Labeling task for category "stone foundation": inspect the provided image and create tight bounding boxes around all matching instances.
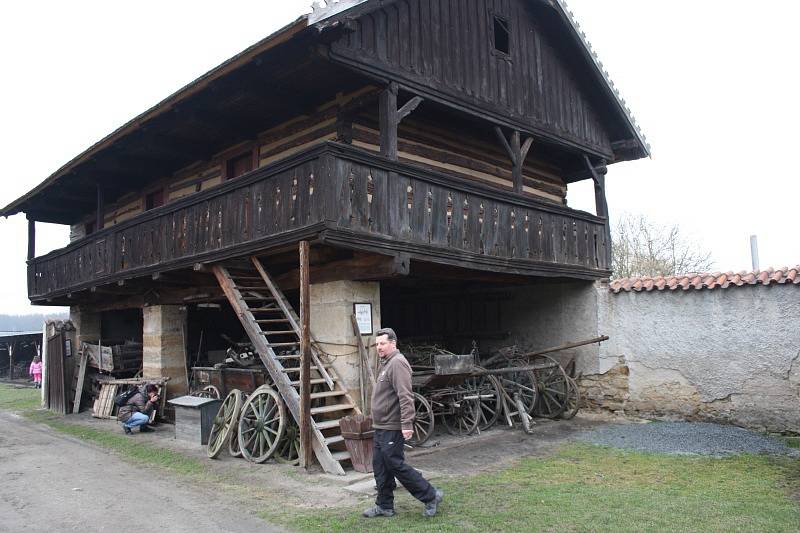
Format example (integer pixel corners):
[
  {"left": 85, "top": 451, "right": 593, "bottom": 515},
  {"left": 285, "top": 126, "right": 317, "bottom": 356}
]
[
  {"left": 310, "top": 280, "right": 380, "bottom": 410},
  {"left": 70, "top": 306, "right": 100, "bottom": 347},
  {"left": 143, "top": 305, "right": 188, "bottom": 398}
]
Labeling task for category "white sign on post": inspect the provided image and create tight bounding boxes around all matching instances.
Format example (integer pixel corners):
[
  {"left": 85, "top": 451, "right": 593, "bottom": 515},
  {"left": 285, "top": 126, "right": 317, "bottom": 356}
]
[{"left": 354, "top": 303, "right": 373, "bottom": 335}]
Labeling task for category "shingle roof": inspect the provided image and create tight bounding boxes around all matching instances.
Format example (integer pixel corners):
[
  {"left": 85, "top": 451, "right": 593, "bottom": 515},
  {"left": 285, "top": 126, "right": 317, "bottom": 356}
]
[{"left": 609, "top": 267, "right": 800, "bottom": 293}]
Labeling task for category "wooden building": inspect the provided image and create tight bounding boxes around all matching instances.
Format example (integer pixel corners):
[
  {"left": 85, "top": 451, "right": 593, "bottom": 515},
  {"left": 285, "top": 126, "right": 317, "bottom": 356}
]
[{"left": 1, "top": 0, "right": 648, "bottom": 474}]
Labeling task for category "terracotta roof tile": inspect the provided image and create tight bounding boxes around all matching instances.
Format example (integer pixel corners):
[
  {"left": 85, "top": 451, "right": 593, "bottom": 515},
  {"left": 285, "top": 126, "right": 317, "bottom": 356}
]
[{"left": 609, "top": 266, "right": 800, "bottom": 293}]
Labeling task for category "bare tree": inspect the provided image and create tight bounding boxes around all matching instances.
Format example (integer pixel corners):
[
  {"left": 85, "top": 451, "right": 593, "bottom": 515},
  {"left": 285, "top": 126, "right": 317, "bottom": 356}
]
[{"left": 611, "top": 214, "right": 713, "bottom": 279}]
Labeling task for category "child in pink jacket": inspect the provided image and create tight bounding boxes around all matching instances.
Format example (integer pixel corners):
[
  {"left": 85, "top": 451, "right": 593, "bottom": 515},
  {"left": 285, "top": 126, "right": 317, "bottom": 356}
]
[{"left": 29, "top": 356, "right": 43, "bottom": 389}]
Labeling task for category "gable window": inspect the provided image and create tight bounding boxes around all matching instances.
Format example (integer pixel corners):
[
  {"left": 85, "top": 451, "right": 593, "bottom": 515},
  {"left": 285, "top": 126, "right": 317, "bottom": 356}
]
[
  {"left": 493, "top": 16, "right": 510, "bottom": 56},
  {"left": 225, "top": 151, "right": 254, "bottom": 180},
  {"left": 145, "top": 189, "right": 165, "bottom": 211}
]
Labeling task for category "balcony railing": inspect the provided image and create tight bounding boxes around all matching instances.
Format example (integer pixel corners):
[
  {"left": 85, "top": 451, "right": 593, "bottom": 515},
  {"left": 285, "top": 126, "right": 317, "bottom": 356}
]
[{"left": 28, "top": 142, "right": 609, "bottom": 301}]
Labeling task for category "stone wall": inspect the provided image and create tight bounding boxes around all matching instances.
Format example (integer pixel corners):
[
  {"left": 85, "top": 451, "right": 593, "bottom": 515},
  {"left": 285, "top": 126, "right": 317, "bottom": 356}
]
[
  {"left": 588, "top": 282, "right": 800, "bottom": 434},
  {"left": 143, "top": 305, "right": 189, "bottom": 398}
]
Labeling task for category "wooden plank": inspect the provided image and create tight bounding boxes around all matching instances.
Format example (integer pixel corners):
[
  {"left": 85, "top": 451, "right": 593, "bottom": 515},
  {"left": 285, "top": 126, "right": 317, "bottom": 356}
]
[
  {"left": 299, "top": 241, "right": 312, "bottom": 470},
  {"left": 72, "top": 351, "right": 89, "bottom": 414}
]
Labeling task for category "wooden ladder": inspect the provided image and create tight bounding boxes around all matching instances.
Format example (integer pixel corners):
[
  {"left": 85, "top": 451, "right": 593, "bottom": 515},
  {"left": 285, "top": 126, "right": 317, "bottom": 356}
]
[{"left": 212, "top": 257, "right": 361, "bottom": 475}]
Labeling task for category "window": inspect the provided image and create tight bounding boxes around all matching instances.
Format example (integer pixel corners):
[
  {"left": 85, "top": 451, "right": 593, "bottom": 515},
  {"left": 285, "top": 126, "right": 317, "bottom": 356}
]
[
  {"left": 225, "top": 151, "right": 254, "bottom": 180},
  {"left": 493, "top": 16, "right": 510, "bottom": 56},
  {"left": 145, "top": 189, "right": 165, "bottom": 211}
]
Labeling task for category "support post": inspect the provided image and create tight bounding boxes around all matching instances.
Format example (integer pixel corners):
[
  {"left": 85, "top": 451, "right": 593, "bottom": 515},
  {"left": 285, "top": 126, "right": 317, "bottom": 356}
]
[
  {"left": 299, "top": 241, "right": 313, "bottom": 469},
  {"left": 8, "top": 342, "right": 14, "bottom": 381},
  {"left": 26, "top": 216, "right": 35, "bottom": 261},
  {"left": 584, "top": 155, "right": 612, "bottom": 266},
  {"left": 495, "top": 127, "right": 534, "bottom": 194},
  {"left": 380, "top": 83, "right": 424, "bottom": 161},
  {"left": 96, "top": 185, "right": 104, "bottom": 231}
]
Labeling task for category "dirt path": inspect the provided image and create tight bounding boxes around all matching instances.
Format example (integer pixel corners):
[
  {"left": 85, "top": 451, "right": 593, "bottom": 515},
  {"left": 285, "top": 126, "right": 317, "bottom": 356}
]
[{"left": 0, "top": 411, "right": 283, "bottom": 533}]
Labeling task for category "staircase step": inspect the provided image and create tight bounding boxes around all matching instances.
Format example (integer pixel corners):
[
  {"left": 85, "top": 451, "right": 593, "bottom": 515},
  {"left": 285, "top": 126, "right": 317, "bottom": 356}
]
[
  {"left": 265, "top": 341, "right": 300, "bottom": 347},
  {"left": 282, "top": 365, "right": 333, "bottom": 374},
  {"left": 314, "top": 419, "right": 343, "bottom": 430},
  {"left": 291, "top": 377, "right": 338, "bottom": 386},
  {"left": 275, "top": 355, "right": 300, "bottom": 360},
  {"left": 243, "top": 297, "right": 276, "bottom": 301},
  {"left": 311, "top": 390, "right": 347, "bottom": 400},
  {"left": 256, "top": 319, "right": 291, "bottom": 324},
  {"left": 262, "top": 330, "right": 297, "bottom": 335},
  {"left": 236, "top": 286, "right": 270, "bottom": 290},
  {"left": 324, "top": 435, "right": 345, "bottom": 446},
  {"left": 311, "top": 403, "right": 355, "bottom": 415},
  {"left": 249, "top": 308, "right": 283, "bottom": 313},
  {"left": 331, "top": 451, "right": 351, "bottom": 462}
]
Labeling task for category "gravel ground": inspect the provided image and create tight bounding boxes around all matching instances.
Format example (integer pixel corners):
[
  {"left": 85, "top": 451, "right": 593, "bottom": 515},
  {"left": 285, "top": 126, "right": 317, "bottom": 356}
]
[{"left": 576, "top": 421, "right": 800, "bottom": 457}]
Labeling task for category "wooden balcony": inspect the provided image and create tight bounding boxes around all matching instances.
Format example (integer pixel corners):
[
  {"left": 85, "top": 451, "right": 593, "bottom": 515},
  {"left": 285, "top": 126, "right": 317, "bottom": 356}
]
[{"left": 27, "top": 142, "right": 610, "bottom": 302}]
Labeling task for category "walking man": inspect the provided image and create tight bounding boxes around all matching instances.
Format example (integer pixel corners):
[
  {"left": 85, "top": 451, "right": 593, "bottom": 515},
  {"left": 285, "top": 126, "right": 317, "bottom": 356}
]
[{"left": 363, "top": 328, "right": 443, "bottom": 518}]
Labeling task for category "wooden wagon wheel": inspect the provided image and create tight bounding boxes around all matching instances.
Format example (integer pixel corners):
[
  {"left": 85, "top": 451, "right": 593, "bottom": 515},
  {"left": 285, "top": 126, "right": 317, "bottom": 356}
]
[
  {"left": 229, "top": 403, "right": 244, "bottom": 458},
  {"left": 207, "top": 389, "right": 243, "bottom": 459},
  {"left": 558, "top": 375, "right": 581, "bottom": 420},
  {"left": 274, "top": 421, "right": 301, "bottom": 465},
  {"left": 463, "top": 370, "right": 503, "bottom": 431},
  {"left": 408, "top": 392, "right": 434, "bottom": 446},
  {"left": 199, "top": 385, "right": 221, "bottom": 399},
  {"left": 531, "top": 355, "right": 569, "bottom": 419},
  {"left": 238, "top": 385, "right": 286, "bottom": 463},
  {"left": 498, "top": 364, "right": 538, "bottom": 415},
  {"left": 441, "top": 388, "right": 481, "bottom": 436}
]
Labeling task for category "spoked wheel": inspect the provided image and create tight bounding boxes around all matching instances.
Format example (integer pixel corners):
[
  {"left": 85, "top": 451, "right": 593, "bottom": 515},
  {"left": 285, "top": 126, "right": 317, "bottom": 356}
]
[
  {"left": 207, "top": 389, "right": 243, "bottom": 459},
  {"left": 274, "top": 422, "right": 300, "bottom": 465},
  {"left": 229, "top": 412, "right": 243, "bottom": 458},
  {"left": 498, "top": 364, "right": 538, "bottom": 415},
  {"left": 408, "top": 392, "right": 434, "bottom": 446},
  {"left": 192, "top": 384, "right": 221, "bottom": 399},
  {"left": 238, "top": 385, "right": 286, "bottom": 463},
  {"left": 558, "top": 375, "right": 581, "bottom": 420},
  {"left": 442, "top": 389, "right": 481, "bottom": 436},
  {"left": 463, "top": 370, "right": 503, "bottom": 431},
  {"left": 532, "top": 355, "right": 569, "bottom": 419}
]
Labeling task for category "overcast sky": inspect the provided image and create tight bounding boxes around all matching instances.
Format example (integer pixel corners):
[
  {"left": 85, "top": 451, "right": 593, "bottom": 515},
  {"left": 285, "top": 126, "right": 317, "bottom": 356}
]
[{"left": 1, "top": 0, "right": 798, "bottom": 315}]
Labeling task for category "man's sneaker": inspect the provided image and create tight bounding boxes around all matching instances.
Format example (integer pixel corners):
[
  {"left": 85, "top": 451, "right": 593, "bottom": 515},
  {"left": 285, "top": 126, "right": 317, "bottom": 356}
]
[
  {"left": 423, "top": 489, "right": 444, "bottom": 517},
  {"left": 139, "top": 426, "right": 154, "bottom": 433},
  {"left": 123, "top": 427, "right": 132, "bottom": 435},
  {"left": 362, "top": 506, "right": 395, "bottom": 518}
]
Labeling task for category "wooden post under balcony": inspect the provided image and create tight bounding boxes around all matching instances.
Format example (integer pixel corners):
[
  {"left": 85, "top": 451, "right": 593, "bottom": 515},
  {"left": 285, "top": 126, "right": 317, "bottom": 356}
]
[
  {"left": 584, "top": 155, "right": 612, "bottom": 266},
  {"left": 380, "top": 83, "right": 423, "bottom": 161},
  {"left": 299, "top": 240, "right": 312, "bottom": 469}
]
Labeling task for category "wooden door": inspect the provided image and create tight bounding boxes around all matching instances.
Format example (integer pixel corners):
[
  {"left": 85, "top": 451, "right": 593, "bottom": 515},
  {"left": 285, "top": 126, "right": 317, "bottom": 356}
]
[{"left": 46, "top": 333, "right": 66, "bottom": 414}]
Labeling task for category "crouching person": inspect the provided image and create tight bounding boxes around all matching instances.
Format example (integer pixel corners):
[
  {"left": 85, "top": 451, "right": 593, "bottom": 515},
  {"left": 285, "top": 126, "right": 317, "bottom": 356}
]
[
  {"left": 363, "top": 328, "right": 443, "bottom": 519},
  {"left": 118, "top": 384, "right": 160, "bottom": 435}
]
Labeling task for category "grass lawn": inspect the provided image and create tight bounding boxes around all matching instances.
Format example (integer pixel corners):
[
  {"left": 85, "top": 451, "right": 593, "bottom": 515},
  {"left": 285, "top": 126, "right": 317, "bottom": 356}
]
[{"left": 2, "top": 384, "right": 798, "bottom": 532}]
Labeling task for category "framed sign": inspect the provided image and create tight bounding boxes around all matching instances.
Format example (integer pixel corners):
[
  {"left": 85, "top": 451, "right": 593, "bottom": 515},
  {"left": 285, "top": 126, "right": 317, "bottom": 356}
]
[{"left": 353, "top": 303, "right": 373, "bottom": 335}]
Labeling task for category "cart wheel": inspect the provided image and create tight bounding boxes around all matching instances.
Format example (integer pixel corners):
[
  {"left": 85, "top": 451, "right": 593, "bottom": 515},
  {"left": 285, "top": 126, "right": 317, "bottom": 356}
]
[
  {"left": 207, "top": 389, "right": 243, "bottom": 459},
  {"left": 558, "top": 376, "right": 581, "bottom": 420},
  {"left": 199, "top": 385, "right": 221, "bottom": 399},
  {"left": 532, "top": 355, "right": 569, "bottom": 419},
  {"left": 238, "top": 385, "right": 286, "bottom": 463},
  {"left": 229, "top": 405, "right": 243, "bottom": 458},
  {"left": 408, "top": 392, "right": 434, "bottom": 446},
  {"left": 274, "top": 421, "right": 301, "bottom": 465},
  {"left": 442, "top": 389, "right": 481, "bottom": 436},
  {"left": 464, "top": 370, "right": 503, "bottom": 431},
  {"left": 498, "top": 365, "right": 538, "bottom": 415}
]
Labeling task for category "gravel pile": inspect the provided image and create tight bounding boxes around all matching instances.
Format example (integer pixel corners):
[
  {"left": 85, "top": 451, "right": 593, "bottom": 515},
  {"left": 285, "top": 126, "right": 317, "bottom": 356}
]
[{"left": 576, "top": 421, "right": 800, "bottom": 457}]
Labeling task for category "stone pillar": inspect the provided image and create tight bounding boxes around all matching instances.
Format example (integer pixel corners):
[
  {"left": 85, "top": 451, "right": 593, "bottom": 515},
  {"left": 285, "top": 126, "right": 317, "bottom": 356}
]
[
  {"left": 70, "top": 306, "right": 100, "bottom": 347},
  {"left": 143, "top": 305, "right": 188, "bottom": 398},
  {"left": 310, "top": 280, "right": 381, "bottom": 411}
]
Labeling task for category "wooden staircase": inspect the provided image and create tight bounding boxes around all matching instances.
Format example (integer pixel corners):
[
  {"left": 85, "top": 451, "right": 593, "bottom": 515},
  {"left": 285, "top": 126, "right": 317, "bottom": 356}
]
[{"left": 212, "top": 257, "right": 361, "bottom": 475}]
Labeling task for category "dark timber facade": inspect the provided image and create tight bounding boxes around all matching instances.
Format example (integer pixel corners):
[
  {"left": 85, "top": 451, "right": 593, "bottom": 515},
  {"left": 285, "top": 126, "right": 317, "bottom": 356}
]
[{"left": 1, "top": 0, "right": 648, "bottom": 473}]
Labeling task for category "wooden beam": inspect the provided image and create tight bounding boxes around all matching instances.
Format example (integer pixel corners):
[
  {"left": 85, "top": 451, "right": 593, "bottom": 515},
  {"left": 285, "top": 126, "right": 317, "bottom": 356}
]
[
  {"left": 380, "top": 83, "right": 424, "bottom": 161},
  {"left": 584, "top": 155, "right": 611, "bottom": 266},
  {"left": 27, "top": 216, "right": 35, "bottom": 261},
  {"left": 96, "top": 185, "right": 104, "bottom": 231},
  {"left": 299, "top": 241, "right": 313, "bottom": 470},
  {"left": 273, "top": 253, "right": 409, "bottom": 288},
  {"left": 8, "top": 342, "right": 13, "bottom": 381},
  {"left": 495, "top": 127, "right": 534, "bottom": 194}
]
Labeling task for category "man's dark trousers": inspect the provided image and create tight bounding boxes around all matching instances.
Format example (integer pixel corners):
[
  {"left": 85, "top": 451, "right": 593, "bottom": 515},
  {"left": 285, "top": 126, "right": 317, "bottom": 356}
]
[{"left": 373, "top": 429, "right": 436, "bottom": 509}]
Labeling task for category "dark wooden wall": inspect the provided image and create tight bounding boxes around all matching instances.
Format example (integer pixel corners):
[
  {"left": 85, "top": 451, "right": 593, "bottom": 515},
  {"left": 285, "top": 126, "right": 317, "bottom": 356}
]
[
  {"left": 29, "top": 143, "right": 608, "bottom": 302},
  {"left": 330, "top": 0, "right": 613, "bottom": 157}
]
